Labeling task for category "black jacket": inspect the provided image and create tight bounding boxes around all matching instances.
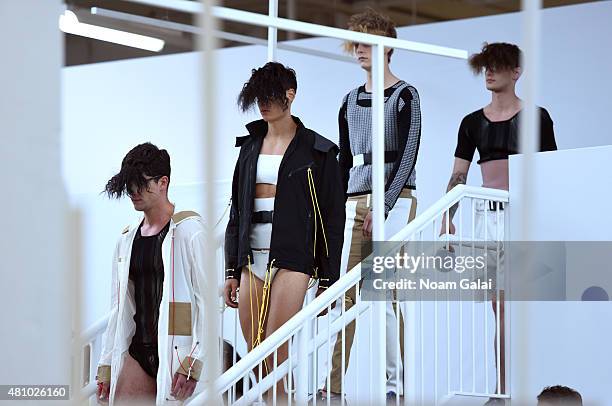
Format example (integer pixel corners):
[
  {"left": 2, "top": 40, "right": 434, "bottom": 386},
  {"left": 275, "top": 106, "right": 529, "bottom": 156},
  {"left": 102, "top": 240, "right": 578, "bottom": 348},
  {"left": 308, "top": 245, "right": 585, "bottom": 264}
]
[{"left": 224, "top": 116, "right": 345, "bottom": 288}]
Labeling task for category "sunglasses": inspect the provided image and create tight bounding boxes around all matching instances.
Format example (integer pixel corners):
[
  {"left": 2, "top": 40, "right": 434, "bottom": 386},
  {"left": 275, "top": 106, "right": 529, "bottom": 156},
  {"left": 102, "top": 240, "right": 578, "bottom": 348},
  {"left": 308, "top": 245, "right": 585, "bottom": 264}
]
[{"left": 127, "top": 175, "right": 163, "bottom": 196}]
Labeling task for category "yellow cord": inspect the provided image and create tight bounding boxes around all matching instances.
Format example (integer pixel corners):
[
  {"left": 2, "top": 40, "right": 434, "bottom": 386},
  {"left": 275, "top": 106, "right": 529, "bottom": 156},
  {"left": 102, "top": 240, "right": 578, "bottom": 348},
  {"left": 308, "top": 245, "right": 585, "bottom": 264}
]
[
  {"left": 307, "top": 170, "right": 318, "bottom": 255},
  {"left": 247, "top": 255, "right": 256, "bottom": 347},
  {"left": 248, "top": 255, "right": 273, "bottom": 374},
  {"left": 256, "top": 259, "right": 275, "bottom": 346},
  {"left": 245, "top": 168, "right": 328, "bottom": 375},
  {"left": 307, "top": 168, "right": 329, "bottom": 256}
]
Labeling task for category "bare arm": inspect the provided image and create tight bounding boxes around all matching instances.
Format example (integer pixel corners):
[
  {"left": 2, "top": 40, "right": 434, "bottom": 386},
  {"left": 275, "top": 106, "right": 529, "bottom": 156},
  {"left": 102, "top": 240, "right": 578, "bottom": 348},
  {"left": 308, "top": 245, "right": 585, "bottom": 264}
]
[
  {"left": 440, "top": 158, "right": 470, "bottom": 236},
  {"left": 446, "top": 158, "right": 470, "bottom": 220}
]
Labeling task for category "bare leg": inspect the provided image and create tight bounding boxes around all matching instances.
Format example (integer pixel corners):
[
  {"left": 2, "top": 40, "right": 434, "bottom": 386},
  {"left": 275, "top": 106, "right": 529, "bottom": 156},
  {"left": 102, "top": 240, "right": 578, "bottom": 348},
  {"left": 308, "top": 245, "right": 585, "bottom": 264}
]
[
  {"left": 238, "top": 266, "right": 269, "bottom": 399},
  {"left": 114, "top": 354, "right": 157, "bottom": 405},
  {"left": 264, "top": 269, "right": 310, "bottom": 403},
  {"left": 239, "top": 267, "right": 265, "bottom": 352}
]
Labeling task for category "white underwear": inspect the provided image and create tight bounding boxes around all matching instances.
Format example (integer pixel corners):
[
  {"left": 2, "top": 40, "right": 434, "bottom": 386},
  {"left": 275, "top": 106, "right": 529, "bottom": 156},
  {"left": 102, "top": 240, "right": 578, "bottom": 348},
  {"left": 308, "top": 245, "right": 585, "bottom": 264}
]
[{"left": 249, "top": 197, "right": 278, "bottom": 282}]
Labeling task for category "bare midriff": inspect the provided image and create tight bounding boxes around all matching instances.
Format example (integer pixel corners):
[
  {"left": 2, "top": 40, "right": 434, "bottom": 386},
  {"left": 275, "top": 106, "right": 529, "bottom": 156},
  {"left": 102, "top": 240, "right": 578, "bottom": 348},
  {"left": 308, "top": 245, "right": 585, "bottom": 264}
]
[
  {"left": 255, "top": 183, "right": 276, "bottom": 198},
  {"left": 480, "top": 159, "right": 509, "bottom": 191}
]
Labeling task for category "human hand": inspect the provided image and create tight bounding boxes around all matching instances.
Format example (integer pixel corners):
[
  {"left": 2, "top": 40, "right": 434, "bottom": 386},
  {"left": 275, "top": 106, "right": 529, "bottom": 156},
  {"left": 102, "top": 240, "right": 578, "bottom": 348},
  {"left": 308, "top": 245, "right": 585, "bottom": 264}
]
[
  {"left": 224, "top": 279, "right": 239, "bottom": 308},
  {"left": 96, "top": 381, "right": 110, "bottom": 404},
  {"left": 171, "top": 372, "right": 197, "bottom": 401}
]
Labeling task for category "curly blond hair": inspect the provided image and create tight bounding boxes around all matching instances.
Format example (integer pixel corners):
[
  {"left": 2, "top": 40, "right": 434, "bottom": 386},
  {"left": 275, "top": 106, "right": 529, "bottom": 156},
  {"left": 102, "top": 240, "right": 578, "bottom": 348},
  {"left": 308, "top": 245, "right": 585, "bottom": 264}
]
[{"left": 344, "top": 8, "right": 397, "bottom": 62}]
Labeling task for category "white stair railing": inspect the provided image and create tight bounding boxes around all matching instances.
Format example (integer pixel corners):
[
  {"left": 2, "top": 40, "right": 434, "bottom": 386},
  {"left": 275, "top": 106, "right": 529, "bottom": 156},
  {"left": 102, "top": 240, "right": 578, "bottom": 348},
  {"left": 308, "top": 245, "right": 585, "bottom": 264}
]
[
  {"left": 388, "top": 185, "right": 510, "bottom": 405},
  {"left": 192, "top": 262, "right": 366, "bottom": 405},
  {"left": 192, "top": 185, "right": 510, "bottom": 405},
  {"left": 77, "top": 313, "right": 110, "bottom": 403},
  {"left": 80, "top": 185, "right": 510, "bottom": 406}
]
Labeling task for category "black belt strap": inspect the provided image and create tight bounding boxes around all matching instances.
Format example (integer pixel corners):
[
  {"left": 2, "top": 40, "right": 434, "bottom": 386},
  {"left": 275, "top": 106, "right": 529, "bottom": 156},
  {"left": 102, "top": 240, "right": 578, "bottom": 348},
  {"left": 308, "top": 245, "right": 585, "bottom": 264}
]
[
  {"left": 488, "top": 201, "right": 505, "bottom": 211},
  {"left": 252, "top": 210, "right": 274, "bottom": 224},
  {"left": 363, "top": 151, "right": 399, "bottom": 165}
]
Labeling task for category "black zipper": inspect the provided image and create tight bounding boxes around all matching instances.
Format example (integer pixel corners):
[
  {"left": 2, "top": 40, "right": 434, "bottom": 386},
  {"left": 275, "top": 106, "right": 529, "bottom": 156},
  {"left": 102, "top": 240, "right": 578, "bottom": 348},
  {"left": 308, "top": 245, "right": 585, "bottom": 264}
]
[{"left": 246, "top": 141, "right": 258, "bottom": 263}]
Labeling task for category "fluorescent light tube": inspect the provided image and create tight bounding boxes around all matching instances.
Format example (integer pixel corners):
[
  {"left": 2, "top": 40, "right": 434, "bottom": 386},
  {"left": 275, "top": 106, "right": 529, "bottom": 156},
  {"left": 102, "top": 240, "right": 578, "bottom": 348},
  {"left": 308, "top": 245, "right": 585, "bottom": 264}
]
[{"left": 59, "top": 10, "right": 165, "bottom": 52}]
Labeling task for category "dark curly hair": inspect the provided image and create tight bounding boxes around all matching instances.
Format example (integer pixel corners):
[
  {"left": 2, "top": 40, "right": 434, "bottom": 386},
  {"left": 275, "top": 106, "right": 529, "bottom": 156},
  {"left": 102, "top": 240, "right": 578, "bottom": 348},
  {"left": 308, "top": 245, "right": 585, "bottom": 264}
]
[
  {"left": 237, "top": 62, "right": 297, "bottom": 112},
  {"left": 104, "top": 142, "right": 171, "bottom": 199},
  {"left": 537, "top": 385, "right": 582, "bottom": 405},
  {"left": 468, "top": 42, "right": 522, "bottom": 75}
]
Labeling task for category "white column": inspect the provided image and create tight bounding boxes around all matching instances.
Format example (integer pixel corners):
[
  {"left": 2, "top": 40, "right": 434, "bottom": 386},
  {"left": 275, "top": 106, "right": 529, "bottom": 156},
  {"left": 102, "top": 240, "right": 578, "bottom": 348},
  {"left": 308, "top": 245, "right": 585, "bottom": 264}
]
[
  {"left": 519, "top": 0, "right": 541, "bottom": 240},
  {"left": 370, "top": 42, "right": 387, "bottom": 405},
  {"left": 516, "top": 0, "right": 542, "bottom": 403},
  {"left": 0, "top": 0, "right": 70, "bottom": 396},
  {"left": 198, "top": 0, "right": 221, "bottom": 404}
]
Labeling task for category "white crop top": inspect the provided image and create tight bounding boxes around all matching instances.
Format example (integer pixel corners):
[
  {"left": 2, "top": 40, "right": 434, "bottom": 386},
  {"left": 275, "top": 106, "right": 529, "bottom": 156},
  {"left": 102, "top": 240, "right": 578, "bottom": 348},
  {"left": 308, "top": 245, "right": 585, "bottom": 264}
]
[{"left": 256, "top": 154, "right": 283, "bottom": 185}]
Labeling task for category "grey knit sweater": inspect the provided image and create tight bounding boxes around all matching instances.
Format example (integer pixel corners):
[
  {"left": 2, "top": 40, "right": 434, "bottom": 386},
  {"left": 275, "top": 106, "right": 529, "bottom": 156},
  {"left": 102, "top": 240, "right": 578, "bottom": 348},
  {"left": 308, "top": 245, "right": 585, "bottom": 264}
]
[{"left": 338, "top": 80, "right": 421, "bottom": 215}]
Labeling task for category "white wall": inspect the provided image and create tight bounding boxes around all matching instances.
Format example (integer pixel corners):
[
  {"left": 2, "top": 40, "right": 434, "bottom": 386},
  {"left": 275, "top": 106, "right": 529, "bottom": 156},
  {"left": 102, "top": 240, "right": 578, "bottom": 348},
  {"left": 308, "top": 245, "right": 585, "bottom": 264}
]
[
  {"left": 63, "top": 1, "right": 612, "bottom": 327},
  {"left": 508, "top": 145, "right": 612, "bottom": 405},
  {"left": 63, "top": 0, "right": 612, "bottom": 200},
  {"left": 1, "top": 0, "right": 71, "bottom": 390}
]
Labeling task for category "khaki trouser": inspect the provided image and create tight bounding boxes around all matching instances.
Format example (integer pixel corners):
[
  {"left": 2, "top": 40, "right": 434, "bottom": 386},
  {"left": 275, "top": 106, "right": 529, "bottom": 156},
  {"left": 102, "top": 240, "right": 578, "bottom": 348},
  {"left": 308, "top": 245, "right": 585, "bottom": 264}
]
[{"left": 329, "top": 189, "right": 417, "bottom": 394}]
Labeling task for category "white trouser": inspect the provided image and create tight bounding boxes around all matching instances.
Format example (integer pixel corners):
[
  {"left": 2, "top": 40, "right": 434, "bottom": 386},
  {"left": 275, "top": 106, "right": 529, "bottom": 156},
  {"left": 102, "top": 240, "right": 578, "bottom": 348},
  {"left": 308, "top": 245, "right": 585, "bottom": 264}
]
[
  {"left": 333, "top": 191, "right": 416, "bottom": 394},
  {"left": 383, "top": 195, "right": 415, "bottom": 394},
  {"left": 473, "top": 200, "right": 505, "bottom": 294}
]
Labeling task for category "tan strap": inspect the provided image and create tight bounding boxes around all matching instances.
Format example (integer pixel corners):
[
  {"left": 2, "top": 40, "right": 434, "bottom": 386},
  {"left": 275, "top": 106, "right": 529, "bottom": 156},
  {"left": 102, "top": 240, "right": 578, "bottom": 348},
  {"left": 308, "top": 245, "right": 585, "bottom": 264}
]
[
  {"left": 172, "top": 210, "right": 200, "bottom": 224},
  {"left": 96, "top": 365, "right": 111, "bottom": 383},
  {"left": 175, "top": 356, "right": 203, "bottom": 381},
  {"left": 168, "top": 302, "right": 192, "bottom": 336}
]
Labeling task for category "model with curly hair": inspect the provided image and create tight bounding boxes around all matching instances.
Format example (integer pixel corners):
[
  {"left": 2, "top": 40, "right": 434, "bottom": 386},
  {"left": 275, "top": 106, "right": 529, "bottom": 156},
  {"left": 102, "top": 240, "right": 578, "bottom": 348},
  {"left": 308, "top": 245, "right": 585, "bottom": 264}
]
[
  {"left": 97, "top": 143, "right": 208, "bottom": 404},
  {"left": 319, "top": 8, "right": 422, "bottom": 402},
  {"left": 223, "top": 62, "right": 345, "bottom": 400},
  {"left": 441, "top": 42, "right": 558, "bottom": 405}
]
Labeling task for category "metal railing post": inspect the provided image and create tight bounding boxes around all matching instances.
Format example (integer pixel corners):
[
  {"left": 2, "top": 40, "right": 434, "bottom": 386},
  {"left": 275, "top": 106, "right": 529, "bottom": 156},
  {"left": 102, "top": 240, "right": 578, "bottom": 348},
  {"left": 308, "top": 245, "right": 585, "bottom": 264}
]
[
  {"left": 371, "top": 41, "right": 387, "bottom": 406},
  {"left": 516, "top": 0, "right": 542, "bottom": 403},
  {"left": 199, "top": 0, "right": 222, "bottom": 404},
  {"left": 267, "top": 0, "right": 278, "bottom": 61},
  {"left": 296, "top": 320, "right": 311, "bottom": 405}
]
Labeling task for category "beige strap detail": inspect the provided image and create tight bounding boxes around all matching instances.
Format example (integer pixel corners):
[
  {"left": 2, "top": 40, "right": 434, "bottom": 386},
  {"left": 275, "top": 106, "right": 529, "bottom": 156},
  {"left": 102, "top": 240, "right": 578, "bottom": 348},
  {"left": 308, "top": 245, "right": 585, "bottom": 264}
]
[
  {"left": 172, "top": 210, "right": 200, "bottom": 224},
  {"left": 96, "top": 365, "right": 111, "bottom": 383},
  {"left": 168, "top": 302, "right": 192, "bottom": 336},
  {"left": 398, "top": 188, "right": 413, "bottom": 199},
  {"left": 408, "top": 195, "right": 418, "bottom": 223},
  {"left": 176, "top": 356, "right": 203, "bottom": 381}
]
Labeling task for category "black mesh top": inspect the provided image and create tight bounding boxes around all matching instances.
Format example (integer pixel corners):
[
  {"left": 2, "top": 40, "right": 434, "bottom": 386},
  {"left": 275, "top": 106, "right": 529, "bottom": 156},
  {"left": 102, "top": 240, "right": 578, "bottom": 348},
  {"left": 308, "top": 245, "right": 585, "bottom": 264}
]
[
  {"left": 454, "top": 107, "right": 557, "bottom": 164},
  {"left": 128, "top": 220, "right": 170, "bottom": 378}
]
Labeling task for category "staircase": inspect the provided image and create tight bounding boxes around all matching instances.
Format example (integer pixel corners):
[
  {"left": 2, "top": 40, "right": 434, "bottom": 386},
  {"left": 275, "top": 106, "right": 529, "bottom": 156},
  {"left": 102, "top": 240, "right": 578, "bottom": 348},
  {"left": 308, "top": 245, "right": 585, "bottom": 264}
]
[{"left": 78, "top": 185, "right": 510, "bottom": 405}]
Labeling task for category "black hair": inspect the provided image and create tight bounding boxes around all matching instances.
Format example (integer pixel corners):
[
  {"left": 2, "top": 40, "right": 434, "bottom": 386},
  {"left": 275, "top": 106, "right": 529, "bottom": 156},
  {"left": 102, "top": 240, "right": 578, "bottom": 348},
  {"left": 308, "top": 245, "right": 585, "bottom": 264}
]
[
  {"left": 237, "top": 62, "right": 297, "bottom": 112},
  {"left": 104, "top": 142, "right": 171, "bottom": 199},
  {"left": 469, "top": 42, "right": 522, "bottom": 75},
  {"left": 537, "top": 385, "right": 583, "bottom": 405}
]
